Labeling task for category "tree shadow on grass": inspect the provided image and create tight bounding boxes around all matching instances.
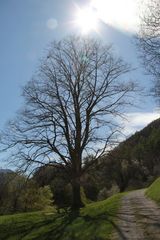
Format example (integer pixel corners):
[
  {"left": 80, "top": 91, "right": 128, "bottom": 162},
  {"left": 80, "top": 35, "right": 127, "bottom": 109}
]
[
  {"left": 2, "top": 207, "right": 159, "bottom": 240},
  {"left": 82, "top": 212, "right": 128, "bottom": 240},
  {"left": 0, "top": 210, "right": 126, "bottom": 240},
  {"left": 38, "top": 210, "right": 127, "bottom": 240},
  {"left": 0, "top": 210, "right": 81, "bottom": 240},
  {"left": 35, "top": 210, "right": 81, "bottom": 240}
]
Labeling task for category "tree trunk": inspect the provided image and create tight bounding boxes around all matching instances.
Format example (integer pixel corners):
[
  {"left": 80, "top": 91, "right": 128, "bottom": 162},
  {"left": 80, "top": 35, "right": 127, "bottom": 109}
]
[{"left": 71, "top": 178, "right": 84, "bottom": 210}]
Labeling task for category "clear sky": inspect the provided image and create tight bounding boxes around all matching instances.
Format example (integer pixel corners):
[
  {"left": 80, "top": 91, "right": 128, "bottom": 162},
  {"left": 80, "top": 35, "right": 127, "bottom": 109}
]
[{"left": 0, "top": 0, "right": 158, "bottom": 167}]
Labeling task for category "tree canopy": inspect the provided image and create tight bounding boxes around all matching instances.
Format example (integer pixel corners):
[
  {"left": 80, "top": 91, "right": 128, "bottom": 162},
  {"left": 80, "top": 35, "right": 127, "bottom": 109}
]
[{"left": 137, "top": 0, "right": 160, "bottom": 98}]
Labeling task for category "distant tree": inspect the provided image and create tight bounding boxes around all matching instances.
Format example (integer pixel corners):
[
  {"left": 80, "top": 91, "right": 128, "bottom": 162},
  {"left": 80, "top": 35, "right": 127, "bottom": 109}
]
[
  {"left": 0, "top": 172, "right": 53, "bottom": 214},
  {"left": 137, "top": 0, "right": 160, "bottom": 98},
  {"left": 0, "top": 36, "right": 136, "bottom": 210},
  {"left": 0, "top": 172, "right": 25, "bottom": 213},
  {"left": 20, "top": 183, "right": 53, "bottom": 212}
]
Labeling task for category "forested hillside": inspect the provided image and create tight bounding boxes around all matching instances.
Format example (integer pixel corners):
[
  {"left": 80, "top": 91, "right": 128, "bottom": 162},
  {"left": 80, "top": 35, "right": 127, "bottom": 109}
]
[{"left": 99, "top": 117, "right": 160, "bottom": 192}]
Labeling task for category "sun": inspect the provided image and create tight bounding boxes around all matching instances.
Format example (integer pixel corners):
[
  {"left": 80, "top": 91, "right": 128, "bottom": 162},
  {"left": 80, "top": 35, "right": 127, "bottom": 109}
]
[{"left": 75, "top": 6, "right": 98, "bottom": 34}]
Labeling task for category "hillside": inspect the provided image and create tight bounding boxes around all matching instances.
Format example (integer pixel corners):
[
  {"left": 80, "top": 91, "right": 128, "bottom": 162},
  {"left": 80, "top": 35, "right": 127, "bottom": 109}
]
[
  {"left": 98, "top": 117, "right": 160, "bottom": 193},
  {"left": 118, "top": 117, "right": 160, "bottom": 179}
]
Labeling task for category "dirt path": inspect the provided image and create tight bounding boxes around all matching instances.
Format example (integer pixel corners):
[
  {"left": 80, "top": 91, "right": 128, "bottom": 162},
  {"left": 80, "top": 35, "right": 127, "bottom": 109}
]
[{"left": 112, "top": 189, "right": 160, "bottom": 240}]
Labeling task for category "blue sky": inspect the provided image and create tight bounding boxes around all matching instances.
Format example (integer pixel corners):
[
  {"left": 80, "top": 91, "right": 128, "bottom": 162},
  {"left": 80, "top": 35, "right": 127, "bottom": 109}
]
[
  {"left": 0, "top": 0, "right": 70, "bottom": 128},
  {"left": 0, "top": 0, "right": 158, "bottom": 168}
]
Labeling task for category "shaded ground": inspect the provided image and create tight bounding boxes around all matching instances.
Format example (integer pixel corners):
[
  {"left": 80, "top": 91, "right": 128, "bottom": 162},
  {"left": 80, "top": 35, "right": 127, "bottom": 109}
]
[
  {"left": 112, "top": 189, "right": 160, "bottom": 240},
  {"left": 0, "top": 193, "right": 124, "bottom": 240}
]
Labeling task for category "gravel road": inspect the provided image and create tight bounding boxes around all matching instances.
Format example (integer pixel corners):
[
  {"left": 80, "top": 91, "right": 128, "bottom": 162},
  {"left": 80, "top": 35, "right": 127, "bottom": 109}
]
[{"left": 112, "top": 189, "right": 160, "bottom": 240}]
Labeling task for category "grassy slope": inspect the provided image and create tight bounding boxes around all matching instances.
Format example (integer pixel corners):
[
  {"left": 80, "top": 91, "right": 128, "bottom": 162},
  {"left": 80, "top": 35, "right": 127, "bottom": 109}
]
[
  {"left": 145, "top": 177, "right": 160, "bottom": 205},
  {"left": 0, "top": 193, "right": 125, "bottom": 240}
]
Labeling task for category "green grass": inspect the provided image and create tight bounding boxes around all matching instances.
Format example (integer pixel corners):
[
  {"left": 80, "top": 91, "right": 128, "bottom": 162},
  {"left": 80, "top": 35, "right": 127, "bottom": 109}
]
[
  {"left": 0, "top": 193, "right": 125, "bottom": 240},
  {"left": 145, "top": 177, "right": 160, "bottom": 205}
]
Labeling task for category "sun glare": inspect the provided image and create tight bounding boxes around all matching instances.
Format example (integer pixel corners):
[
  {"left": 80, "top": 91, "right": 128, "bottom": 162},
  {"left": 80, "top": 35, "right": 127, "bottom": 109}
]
[
  {"left": 75, "top": 7, "right": 98, "bottom": 34},
  {"left": 73, "top": 0, "right": 139, "bottom": 34},
  {"left": 91, "top": 0, "right": 139, "bottom": 32}
]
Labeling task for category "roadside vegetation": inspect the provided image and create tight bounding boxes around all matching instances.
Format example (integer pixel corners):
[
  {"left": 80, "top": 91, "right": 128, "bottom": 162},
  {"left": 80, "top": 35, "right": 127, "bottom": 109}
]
[{"left": 145, "top": 177, "right": 160, "bottom": 205}]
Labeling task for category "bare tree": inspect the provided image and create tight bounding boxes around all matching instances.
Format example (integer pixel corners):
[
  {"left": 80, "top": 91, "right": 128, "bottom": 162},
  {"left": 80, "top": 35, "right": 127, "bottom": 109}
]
[
  {"left": 137, "top": 0, "right": 160, "bottom": 97},
  {"left": 0, "top": 36, "right": 136, "bottom": 209}
]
